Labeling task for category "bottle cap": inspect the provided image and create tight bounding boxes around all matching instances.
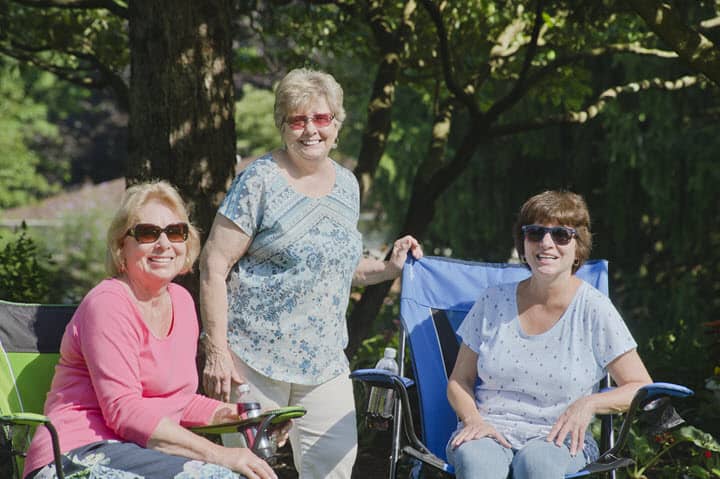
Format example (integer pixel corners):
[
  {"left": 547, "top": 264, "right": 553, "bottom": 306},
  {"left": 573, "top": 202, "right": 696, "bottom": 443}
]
[{"left": 384, "top": 347, "right": 397, "bottom": 359}]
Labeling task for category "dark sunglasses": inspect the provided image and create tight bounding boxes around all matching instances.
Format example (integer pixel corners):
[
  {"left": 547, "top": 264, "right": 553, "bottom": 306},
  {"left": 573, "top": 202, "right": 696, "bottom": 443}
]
[
  {"left": 521, "top": 225, "right": 577, "bottom": 245},
  {"left": 126, "top": 223, "right": 189, "bottom": 244},
  {"left": 285, "top": 113, "right": 335, "bottom": 130}
]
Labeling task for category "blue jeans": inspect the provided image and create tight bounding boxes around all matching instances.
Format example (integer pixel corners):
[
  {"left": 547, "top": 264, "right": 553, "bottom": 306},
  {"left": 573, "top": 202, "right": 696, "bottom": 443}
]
[{"left": 446, "top": 436, "right": 590, "bottom": 479}]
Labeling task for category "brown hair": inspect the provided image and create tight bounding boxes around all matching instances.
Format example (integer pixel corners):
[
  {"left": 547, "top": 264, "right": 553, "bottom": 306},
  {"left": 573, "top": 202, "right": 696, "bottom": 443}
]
[
  {"left": 105, "top": 181, "right": 201, "bottom": 276},
  {"left": 513, "top": 190, "right": 592, "bottom": 273}
]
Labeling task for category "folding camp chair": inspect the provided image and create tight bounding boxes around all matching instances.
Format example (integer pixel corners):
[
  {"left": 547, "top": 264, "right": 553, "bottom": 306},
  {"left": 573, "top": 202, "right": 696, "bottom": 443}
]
[
  {"left": 351, "top": 256, "right": 693, "bottom": 478},
  {"left": 0, "top": 299, "right": 305, "bottom": 479},
  {"left": 0, "top": 299, "right": 75, "bottom": 479}
]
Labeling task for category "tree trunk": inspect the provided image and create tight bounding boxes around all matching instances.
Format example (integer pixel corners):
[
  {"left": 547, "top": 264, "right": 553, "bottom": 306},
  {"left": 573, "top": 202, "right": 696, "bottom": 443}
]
[
  {"left": 354, "top": 0, "right": 416, "bottom": 203},
  {"left": 127, "top": 0, "right": 236, "bottom": 299},
  {"left": 127, "top": 0, "right": 236, "bottom": 242}
]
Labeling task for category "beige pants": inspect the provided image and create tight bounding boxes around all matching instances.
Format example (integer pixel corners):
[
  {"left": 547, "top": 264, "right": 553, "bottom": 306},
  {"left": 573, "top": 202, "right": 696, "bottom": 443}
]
[{"left": 223, "top": 355, "right": 357, "bottom": 479}]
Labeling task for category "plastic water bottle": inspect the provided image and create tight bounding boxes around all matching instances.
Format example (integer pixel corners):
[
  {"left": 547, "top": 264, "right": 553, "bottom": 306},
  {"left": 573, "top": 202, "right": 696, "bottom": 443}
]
[{"left": 366, "top": 347, "right": 399, "bottom": 431}]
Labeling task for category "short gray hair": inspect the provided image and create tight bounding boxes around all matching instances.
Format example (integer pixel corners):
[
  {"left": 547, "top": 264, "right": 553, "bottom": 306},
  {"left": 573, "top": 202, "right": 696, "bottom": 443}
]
[{"left": 273, "top": 68, "right": 346, "bottom": 130}]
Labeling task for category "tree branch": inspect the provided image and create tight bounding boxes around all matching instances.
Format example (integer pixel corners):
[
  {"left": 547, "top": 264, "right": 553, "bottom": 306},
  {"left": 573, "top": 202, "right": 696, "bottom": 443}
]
[
  {"left": 480, "top": 41, "right": 680, "bottom": 123},
  {"left": 69, "top": 49, "right": 129, "bottom": 111},
  {"left": 488, "top": 75, "right": 700, "bottom": 137},
  {"left": 485, "top": 0, "right": 545, "bottom": 122},
  {"left": 627, "top": 0, "right": 720, "bottom": 85},
  {"left": 1, "top": 41, "right": 129, "bottom": 111},
  {"left": 419, "top": 0, "right": 479, "bottom": 116},
  {"left": 700, "top": 16, "right": 720, "bottom": 31},
  {"left": 2, "top": 45, "right": 101, "bottom": 85},
  {"left": 11, "top": 0, "right": 128, "bottom": 18}
]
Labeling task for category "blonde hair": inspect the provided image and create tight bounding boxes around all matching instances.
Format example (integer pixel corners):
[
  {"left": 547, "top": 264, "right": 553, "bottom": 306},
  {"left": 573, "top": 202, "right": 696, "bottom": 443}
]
[
  {"left": 513, "top": 190, "right": 592, "bottom": 274},
  {"left": 273, "top": 68, "right": 346, "bottom": 130},
  {"left": 105, "top": 180, "right": 201, "bottom": 276}
]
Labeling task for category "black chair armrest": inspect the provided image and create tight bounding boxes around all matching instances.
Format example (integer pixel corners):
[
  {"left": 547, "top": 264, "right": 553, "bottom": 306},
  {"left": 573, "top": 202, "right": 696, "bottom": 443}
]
[
  {"left": 350, "top": 368, "right": 450, "bottom": 469},
  {"left": 349, "top": 368, "right": 414, "bottom": 389},
  {"left": 599, "top": 382, "right": 693, "bottom": 460}
]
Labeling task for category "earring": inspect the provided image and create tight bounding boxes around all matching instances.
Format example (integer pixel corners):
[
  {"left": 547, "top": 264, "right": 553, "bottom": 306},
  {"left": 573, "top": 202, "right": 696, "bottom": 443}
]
[
  {"left": 520, "top": 255, "right": 527, "bottom": 264},
  {"left": 573, "top": 258, "right": 580, "bottom": 266}
]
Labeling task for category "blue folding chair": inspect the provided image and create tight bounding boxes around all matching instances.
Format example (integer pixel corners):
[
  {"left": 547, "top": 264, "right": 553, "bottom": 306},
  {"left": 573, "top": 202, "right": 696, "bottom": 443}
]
[{"left": 351, "top": 256, "right": 693, "bottom": 478}]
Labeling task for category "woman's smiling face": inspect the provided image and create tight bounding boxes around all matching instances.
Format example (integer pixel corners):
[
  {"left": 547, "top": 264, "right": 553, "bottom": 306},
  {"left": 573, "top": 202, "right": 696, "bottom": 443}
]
[
  {"left": 281, "top": 95, "right": 338, "bottom": 163},
  {"left": 121, "top": 199, "right": 188, "bottom": 289},
  {"left": 523, "top": 222, "right": 577, "bottom": 278}
]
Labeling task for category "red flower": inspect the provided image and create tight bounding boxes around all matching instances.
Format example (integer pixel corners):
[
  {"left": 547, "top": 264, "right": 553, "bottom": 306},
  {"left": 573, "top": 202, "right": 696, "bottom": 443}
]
[{"left": 705, "top": 450, "right": 712, "bottom": 459}]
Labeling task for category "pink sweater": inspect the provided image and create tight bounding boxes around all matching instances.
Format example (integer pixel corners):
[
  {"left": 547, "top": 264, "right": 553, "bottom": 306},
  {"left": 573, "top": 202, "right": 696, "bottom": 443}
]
[{"left": 24, "top": 279, "right": 223, "bottom": 476}]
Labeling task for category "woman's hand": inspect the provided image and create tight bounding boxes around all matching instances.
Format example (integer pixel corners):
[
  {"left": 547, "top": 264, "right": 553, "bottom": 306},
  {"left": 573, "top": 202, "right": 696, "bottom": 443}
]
[
  {"left": 387, "top": 235, "right": 423, "bottom": 277},
  {"left": 230, "top": 448, "right": 278, "bottom": 479},
  {"left": 447, "top": 344, "right": 510, "bottom": 449},
  {"left": 547, "top": 395, "right": 595, "bottom": 456},
  {"left": 352, "top": 235, "right": 423, "bottom": 286},
  {"left": 271, "top": 419, "right": 293, "bottom": 448},
  {"left": 202, "top": 340, "right": 242, "bottom": 402},
  {"left": 450, "top": 415, "right": 512, "bottom": 449}
]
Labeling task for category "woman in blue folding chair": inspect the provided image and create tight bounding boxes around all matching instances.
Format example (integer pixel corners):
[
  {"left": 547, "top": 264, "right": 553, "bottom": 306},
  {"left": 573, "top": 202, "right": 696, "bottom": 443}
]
[{"left": 446, "top": 190, "right": 652, "bottom": 479}]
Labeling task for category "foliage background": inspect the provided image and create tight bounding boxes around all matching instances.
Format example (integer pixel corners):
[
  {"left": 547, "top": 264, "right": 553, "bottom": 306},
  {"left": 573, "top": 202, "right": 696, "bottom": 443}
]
[{"left": 1, "top": 1, "right": 719, "bottom": 477}]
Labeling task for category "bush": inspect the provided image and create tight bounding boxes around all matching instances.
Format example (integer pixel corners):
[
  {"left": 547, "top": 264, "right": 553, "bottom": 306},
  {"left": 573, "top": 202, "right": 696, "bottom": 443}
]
[
  {"left": 0, "top": 224, "right": 55, "bottom": 303},
  {"left": 37, "top": 209, "right": 110, "bottom": 304},
  {"left": 0, "top": 206, "right": 111, "bottom": 304},
  {"left": 623, "top": 425, "right": 720, "bottom": 478}
]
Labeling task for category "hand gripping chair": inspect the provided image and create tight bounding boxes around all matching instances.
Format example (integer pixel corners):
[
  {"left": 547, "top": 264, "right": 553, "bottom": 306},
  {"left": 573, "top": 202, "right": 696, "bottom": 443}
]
[
  {"left": 350, "top": 256, "right": 693, "bottom": 478},
  {"left": 0, "top": 299, "right": 304, "bottom": 479}
]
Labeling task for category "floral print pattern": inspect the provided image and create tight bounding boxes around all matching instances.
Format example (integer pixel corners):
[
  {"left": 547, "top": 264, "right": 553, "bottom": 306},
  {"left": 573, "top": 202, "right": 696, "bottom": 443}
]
[
  {"left": 31, "top": 441, "right": 241, "bottom": 478},
  {"left": 219, "top": 154, "right": 363, "bottom": 385}
]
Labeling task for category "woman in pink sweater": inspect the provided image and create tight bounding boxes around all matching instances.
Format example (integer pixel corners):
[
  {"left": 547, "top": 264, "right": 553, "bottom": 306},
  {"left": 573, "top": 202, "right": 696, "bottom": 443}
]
[{"left": 24, "top": 181, "right": 278, "bottom": 479}]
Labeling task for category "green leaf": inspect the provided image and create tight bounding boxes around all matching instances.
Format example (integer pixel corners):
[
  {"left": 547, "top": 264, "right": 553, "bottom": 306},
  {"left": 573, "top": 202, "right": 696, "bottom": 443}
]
[
  {"left": 688, "top": 464, "right": 711, "bottom": 479},
  {"left": 676, "top": 426, "right": 720, "bottom": 452}
]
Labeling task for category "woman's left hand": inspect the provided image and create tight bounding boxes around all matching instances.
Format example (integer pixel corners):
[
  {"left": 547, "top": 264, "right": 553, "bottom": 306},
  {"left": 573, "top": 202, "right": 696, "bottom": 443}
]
[
  {"left": 272, "top": 420, "right": 292, "bottom": 448},
  {"left": 387, "top": 235, "right": 423, "bottom": 274},
  {"left": 352, "top": 235, "right": 423, "bottom": 286},
  {"left": 547, "top": 396, "right": 595, "bottom": 456}
]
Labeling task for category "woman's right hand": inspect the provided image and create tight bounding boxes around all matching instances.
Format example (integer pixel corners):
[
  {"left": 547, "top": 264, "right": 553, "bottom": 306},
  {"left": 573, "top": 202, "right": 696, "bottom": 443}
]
[
  {"left": 450, "top": 416, "right": 512, "bottom": 449},
  {"left": 202, "top": 341, "right": 241, "bottom": 402},
  {"left": 228, "top": 448, "right": 277, "bottom": 479}
]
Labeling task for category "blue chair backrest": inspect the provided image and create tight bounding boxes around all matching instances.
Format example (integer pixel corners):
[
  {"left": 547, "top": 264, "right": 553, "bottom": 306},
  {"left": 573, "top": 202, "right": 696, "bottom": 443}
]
[{"left": 399, "top": 256, "right": 609, "bottom": 462}]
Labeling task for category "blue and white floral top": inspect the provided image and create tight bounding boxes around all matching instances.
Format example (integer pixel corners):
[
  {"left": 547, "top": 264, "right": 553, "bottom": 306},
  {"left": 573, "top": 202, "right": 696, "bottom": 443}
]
[{"left": 218, "top": 153, "right": 363, "bottom": 385}]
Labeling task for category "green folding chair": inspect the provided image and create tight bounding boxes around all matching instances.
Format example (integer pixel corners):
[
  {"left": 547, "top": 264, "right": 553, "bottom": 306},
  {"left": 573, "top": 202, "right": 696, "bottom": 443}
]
[
  {"left": 0, "top": 299, "right": 305, "bottom": 478},
  {"left": 0, "top": 299, "right": 75, "bottom": 479}
]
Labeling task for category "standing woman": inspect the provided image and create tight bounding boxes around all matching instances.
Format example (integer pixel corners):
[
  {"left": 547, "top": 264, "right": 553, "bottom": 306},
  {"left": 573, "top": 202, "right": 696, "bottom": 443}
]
[
  {"left": 446, "top": 190, "right": 652, "bottom": 479},
  {"left": 199, "top": 68, "right": 422, "bottom": 479}
]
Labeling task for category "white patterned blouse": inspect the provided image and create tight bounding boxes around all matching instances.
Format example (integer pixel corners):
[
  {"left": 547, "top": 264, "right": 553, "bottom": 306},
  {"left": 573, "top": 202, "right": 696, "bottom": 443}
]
[{"left": 218, "top": 153, "right": 363, "bottom": 385}]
